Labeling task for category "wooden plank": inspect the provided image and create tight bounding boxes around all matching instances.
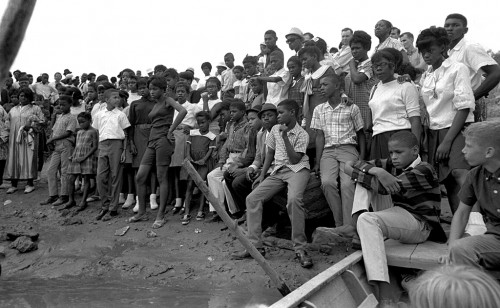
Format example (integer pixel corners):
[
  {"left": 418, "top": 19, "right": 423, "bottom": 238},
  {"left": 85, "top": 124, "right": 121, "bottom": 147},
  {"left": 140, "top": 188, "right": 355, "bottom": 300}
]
[
  {"left": 341, "top": 270, "right": 369, "bottom": 306},
  {"left": 409, "top": 241, "right": 447, "bottom": 270},
  {"left": 385, "top": 239, "right": 417, "bottom": 268},
  {"left": 358, "top": 294, "right": 378, "bottom": 308},
  {"left": 269, "top": 251, "right": 363, "bottom": 308}
]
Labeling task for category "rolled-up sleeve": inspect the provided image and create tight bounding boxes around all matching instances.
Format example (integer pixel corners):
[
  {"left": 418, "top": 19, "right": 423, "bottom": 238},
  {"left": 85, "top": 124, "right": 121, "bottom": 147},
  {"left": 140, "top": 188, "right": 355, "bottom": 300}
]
[{"left": 452, "top": 64, "right": 476, "bottom": 110}]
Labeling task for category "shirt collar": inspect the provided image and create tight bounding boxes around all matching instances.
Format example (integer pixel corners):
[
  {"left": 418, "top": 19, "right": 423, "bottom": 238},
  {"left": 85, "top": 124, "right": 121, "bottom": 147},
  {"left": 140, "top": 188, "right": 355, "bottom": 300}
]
[
  {"left": 483, "top": 166, "right": 500, "bottom": 182},
  {"left": 452, "top": 38, "right": 466, "bottom": 52},
  {"left": 405, "top": 155, "right": 422, "bottom": 171}
]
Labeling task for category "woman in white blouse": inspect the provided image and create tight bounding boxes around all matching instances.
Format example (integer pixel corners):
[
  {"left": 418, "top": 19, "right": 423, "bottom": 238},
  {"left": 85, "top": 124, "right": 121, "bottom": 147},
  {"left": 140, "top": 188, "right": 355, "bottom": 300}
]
[
  {"left": 368, "top": 48, "right": 421, "bottom": 159},
  {"left": 417, "top": 27, "right": 475, "bottom": 213}
]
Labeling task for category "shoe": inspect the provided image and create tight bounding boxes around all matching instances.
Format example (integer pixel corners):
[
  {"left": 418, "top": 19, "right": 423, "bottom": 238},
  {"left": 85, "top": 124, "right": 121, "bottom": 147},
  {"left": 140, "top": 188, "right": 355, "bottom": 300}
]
[
  {"left": 6, "top": 187, "right": 17, "bottom": 194},
  {"left": 102, "top": 211, "right": 118, "bottom": 221},
  {"left": 150, "top": 194, "right": 158, "bottom": 210},
  {"left": 181, "top": 214, "right": 191, "bottom": 225},
  {"left": 231, "top": 248, "right": 266, "bottom": 260},
  {"left": 172, "top": 206, "right": 182, "bottom": 214},
  {"left": 95, "top": 209, "right": 108, "bottom": 220},
  {"left": 0, "top": 183, "right": 11, "bottom": 189},
  {"left": 118, "top": 193, "right": 126, "bottom": 204},
  {"left": 52, "top": 197, "right": 69, "bottom": 207},
  {"left": 122, "top": 194, "right": 135, "bottom": 209},
  {"left": 24, "top": 186, "right": 35, "bottom": 194},
  {"left": 207, "top": 212, "right": 221, "bottom": 223},
  {"left": 295, "top": 250, "right": 313, "bottom": 268},
  {"left": 196, "top": 211, "right": 205, "bottom": 221},
  {"left": 401, "top": 273, "right": 418, "bottom": 293},
  {"left": 86, "top": 195, "right": 100, "bottom": 202},
  {"left": 40, "top": 196, "right": 59, "bottom": 205},
  {"left": 127, "top": 213, "right": 148, "bottom": 223}
]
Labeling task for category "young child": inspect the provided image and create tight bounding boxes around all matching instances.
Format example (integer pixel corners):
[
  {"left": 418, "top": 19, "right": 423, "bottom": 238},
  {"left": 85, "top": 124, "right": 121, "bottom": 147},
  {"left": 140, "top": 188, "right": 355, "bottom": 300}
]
[
  {"left": 0, "top": 103, "right": 9, "bottom": 189},
  {"left": 92, "top": 89, "right": 131, "bottom": 221},
  {"left": 170, "top": 81, "right": 201, "bottom": 210},
  {"left": 252, "top": 50, "right": 290, "bottom": 106},
  {"left": 65, "top": 112, "right": 98, "bottom": 211},
  {"left": 287, "top": 56, "right": 305, "bottom": 119},
  {"left": 248, "top": 79, "right": 265, "bottom": 109},
  {"left": 232, "top": 65, "right": 244, "bottom": 100},
  {"left": 85, "top": 82, "right": 99, "bottom": 113},
  {"left": 344, "top": 131, "right": 442, "bottom": 305},
  {"left": 181, "top": 111, "right": 217, "bottom": 225},
  {"left": 198, "top": 77, "right": 223, "bottom": 134},
  {"left": 241, "top": 56, "right": 260, "bottom": 103},
  {"left": 444, "top": 121, "right": 500, "bottom": 271},
  {"left": 40, "top": 96, "right": 78, "bottom": 207},
  {"left": 163, "top": 68, "right": 179, "bottom": 99},
  {"left": 311, "top": 74, "right": 365, "bottom": 227}
]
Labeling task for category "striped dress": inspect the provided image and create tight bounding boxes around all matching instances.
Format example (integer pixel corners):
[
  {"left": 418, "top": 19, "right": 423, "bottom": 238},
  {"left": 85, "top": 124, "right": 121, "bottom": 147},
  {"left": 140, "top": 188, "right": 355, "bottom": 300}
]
[{"left": 67, "top": 128, "right": 97, "bottom": 175}]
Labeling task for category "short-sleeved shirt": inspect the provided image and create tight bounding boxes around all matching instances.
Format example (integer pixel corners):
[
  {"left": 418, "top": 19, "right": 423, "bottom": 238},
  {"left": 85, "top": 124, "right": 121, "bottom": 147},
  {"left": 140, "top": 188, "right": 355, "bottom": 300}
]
[
  {"left": 374, "top": 37, "right": 406, "bottom": 53},
  {"left": 448, "top": 38, "right": 498, "bottom": 91},
  {"left": 332, "top": 45, "right": 354, "bottom": 75},
  {"left": 368, "top": 80, "right": 420, "bottom": 136},
  {"left": 420, "top": 58, "right": 475, "bottom": 130},
  {"left": 148, "top": 97, "right": 175, "bottom": 141},
  {"left": 311, "top": 101, "right": 364, "bottom": 147},
  {"left": 266, "top": 123, "right": 309, "bottom": 175},
  {"left": 92, "top": 108, "right": 131, "bottom": 142},
  {"left": 265, "top": 68, "right": 290, "bottom": 106},
  {"left": 345, "top": 59, "right": 376, "bottom": 126},
  {"left": 459, "top": 165, "right": 500, "bottom": 236},
  {"left": 51, "top": 112, "right": 78, "bottom": 143},
  {"left": 174, "top": 101, "right": 201, "bottom": 128}
]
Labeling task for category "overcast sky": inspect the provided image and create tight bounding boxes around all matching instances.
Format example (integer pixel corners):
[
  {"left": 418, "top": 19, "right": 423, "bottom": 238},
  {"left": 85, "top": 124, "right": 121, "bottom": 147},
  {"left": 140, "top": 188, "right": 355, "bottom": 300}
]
[{"left": 2, "top": 0, "right": 499, "bottom": 80}]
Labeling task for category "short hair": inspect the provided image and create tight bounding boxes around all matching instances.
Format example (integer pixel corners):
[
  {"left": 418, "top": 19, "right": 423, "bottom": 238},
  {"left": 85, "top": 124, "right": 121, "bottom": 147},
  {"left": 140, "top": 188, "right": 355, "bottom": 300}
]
[
  {"left": 269, "top": 50, "right": 284, "bottom": 62},
  {"left": 409, "top": 265, "right": 500, "bottom": 308},
  {"left": 104, "top": 89, "right": 119, "bottom": 99},
  {"left": 58, "top": 95, "right": 73, "bottom": 106},
  {"left": 391, "top": 27, "right": 401, "bottom": 35},
  {"left": 97, "top": 81, "right": 115, "bottom": 91},
  {"left": 148, "top": 76, "right": 168, "bottom": 90},
  {"left": 178, "top": 71, "right": 194, "bottom": 81},
  {"left": 341, "top": 28, "right": 353, "bottom": 34},
  {"left": 195, "top": 111, "right": 211, "bottom": 122},
  {"left": 303, "top": 32, "right": 314, "bottom": 39},
  {"left": 371, "top": 48, "right": 400, "bottom": 70},
  {"left": 233, "top": 65, "right": 244, "bottom": 73},
  {"left": 388, "top": 130, "right": 419, "bottom": 149},
  {"left": 121, "top": 68, "right": 135, "bottom": 77},
  {"left": 463, "top": 120, "right": 500, "bottom": 148},
  {"left": 242, "top": 55, "right": 258, "bottom": 66},
  {"left": 298, "top": 46, "right": 322, "bottom": 61},
  {"left": 174, "top": 81, "right": 191, "bottom": 93},
  {"left": 397, "top": 63, "right": 418, "bottom": 81},
  {"left": 380, "top": 19, "right": 393, "bottom": 29},
  {"left": 277, "top": 99, "right": 299, "bottom": 116},
  {"left": 163, "top": 68, "right": 178, "bottom": 80},
  {"left": 400, "top": 32, "right": 414, "bottom": 40},
  {"left": 206, "top": 77, "right": 221, "bottom": 90},
  {"left": 88, "top": 73, "right": 96, "bottom": 80},
  {"left": 87, "top": 82, "right": 98, "bottom": 93},
  {"left": 219, "top": 100, "right": 231, "bottom": 111},
  {"left": 96, "top": 74, "right": 108, "bottom": 82},
  {"left": 77, "top": 112, "right": 92, "bottom": 122},
  {"left": 110, "top": 76, "right": 117, "bottom": 83},
  {"left": 287, "top": 55, "right": 302, "bottom": 67},
  {"left": 136, "top": 77, "right": 148, "bottom": 88},
  {"left": 350, "top": 30, "right": 372, "bottom": 50},
  {"left": 229, "top": 99, "right": 246, "bottom": 111},
  {"left": 329, "top": 47, "right": 339, "bottom": 53},
  {"left": 224, "top": 52, "right": 234, "bottom": 60},
  {"left": 119, "top": 90, "right": 129, "bottom": 99},
  {"left": 416, "top": 26, "right": 450, "bottom": 53},
  {"left": 446, "top": 13, "right": 468, "bottom": 27},
  {"left": 201, "top": 62, "right": 212, "bottom": 70},
  {"left": 17, "top": 86, "right": 34, "bottom": 102},
  {"left": 64, "top": 87, "right": 83, "bottom": 101},
  {"left": 264, "top": 30, "right": 277, "bottom": 37},
  {"left": 154, "top": 64, "right": 167, "bottom": 72},
  {"left": 314, "top": 37, "right": 328, "bottom": 54},
  {"left": 8, "top": 89, "right": 18, "bottom": 97},
  {"left": 128, "top": 75, "right": 138, "bottom": 82}
]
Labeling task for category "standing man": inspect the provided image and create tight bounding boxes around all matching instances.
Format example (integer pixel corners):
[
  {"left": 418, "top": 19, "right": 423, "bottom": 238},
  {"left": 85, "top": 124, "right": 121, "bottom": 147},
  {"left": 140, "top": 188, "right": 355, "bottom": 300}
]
[
  {"left": 78, "top": 73, "right": 89, "bottom": 97},
  {"left": 221, "top": 53, "right": 236, "bottom": 100},
  {"left": 332, "top": 28, "right": 354, "bottom": 75},
  {"left": 374, "top": 19, "right": 409, "bottom": 64},
  {"left": 32, "top": 73, "right": 58, "bottom": 103},
  {"left": 400, "top": 32, "right": 427, "bottom": 72},
  {"left": 264, "top": 30, "right": 284, "bottom": 69},
  {"left": 445, "top": 13, "right": 500, "bottom": 121},
  {"left": 285, "top": 27, "right": 304, "bottom": 55}
]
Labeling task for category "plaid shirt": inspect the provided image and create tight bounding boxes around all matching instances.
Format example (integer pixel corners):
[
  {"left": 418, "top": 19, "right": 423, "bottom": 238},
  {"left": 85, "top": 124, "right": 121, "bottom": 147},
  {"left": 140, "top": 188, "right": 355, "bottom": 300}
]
[
  {"left": 51, "top": 112, "right": 78, "bottom": 144},
  {"left": 288, "top": 76, "right": 305, "bottom": 109},
  {"left": 218, "top": 117, "right": 251, "bottom": 164},
  {"left": 345, "top": 59, "right": 376, "bottom": 128},
  {"left": 351, "top": 156, "right": 441, "bottom": 217},
  {"left": 310, "top": 101, "right": 364, "bottom": 147},
  {"left": 266, "top": 123, "right": 309, "bottom": 175}
]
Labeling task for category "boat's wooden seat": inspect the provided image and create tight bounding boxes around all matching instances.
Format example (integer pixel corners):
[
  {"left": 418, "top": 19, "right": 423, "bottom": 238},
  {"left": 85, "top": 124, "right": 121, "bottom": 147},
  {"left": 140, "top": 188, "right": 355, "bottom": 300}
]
[{"left": 384, "top": 239, "right": 500, "bottom": 279}]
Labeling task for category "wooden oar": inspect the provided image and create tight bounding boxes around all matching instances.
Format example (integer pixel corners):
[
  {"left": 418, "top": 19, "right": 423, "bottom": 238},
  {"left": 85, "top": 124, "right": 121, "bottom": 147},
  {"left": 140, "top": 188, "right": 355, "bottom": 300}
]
[
  {"left": 182, "top": 159, "right": 292, "bottom": 296},
  {"left": 0, "top": 0, "right": 37, "bottom": 85}
]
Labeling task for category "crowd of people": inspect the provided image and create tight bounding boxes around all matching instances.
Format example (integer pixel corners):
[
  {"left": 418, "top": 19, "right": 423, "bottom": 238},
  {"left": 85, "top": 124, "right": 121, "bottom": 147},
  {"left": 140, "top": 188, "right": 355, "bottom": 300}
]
[{"left": 1, "top": 12, "right": 500, "bottom": 307}]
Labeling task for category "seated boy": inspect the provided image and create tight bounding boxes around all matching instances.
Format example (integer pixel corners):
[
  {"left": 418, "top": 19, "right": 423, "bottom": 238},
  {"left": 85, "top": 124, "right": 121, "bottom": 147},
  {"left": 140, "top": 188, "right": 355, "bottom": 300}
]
[
  {"left": 92, "top": 89, "right": 131, "bottom": 221},
  {"left": 231, "top": 99, "right": 313, "bottom": 268},
  {"left": 444, "top": 121, "right": 500, "bottom": 271},
  {"left": 344, "top": 131, "right": 443, "bottom": 304},
  {"left": 252, "top": 50, "right": 290, "bottom": 106}
]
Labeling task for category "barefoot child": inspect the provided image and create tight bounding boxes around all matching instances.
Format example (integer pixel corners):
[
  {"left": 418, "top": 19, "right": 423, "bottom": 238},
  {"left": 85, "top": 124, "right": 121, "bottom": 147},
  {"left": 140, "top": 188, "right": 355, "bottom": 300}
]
[
  {"left": 181, "top": 111, "right": 216, "bottom": 225},
  {"left": 65, "top": 112, "right": 98, "bottom": 211}
]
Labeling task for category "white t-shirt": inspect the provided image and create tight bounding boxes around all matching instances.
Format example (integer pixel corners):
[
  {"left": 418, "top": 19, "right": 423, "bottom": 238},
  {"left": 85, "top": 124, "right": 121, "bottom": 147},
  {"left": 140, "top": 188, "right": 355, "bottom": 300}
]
[
  {"left": 369, "top": 80, "right": 420, "bottom": 136},
  {"left": 265, "top": 68, "right": 290, "bottom": 106},
  {"left": 174, "top": 101, "right": 202, "bottom": 128}
]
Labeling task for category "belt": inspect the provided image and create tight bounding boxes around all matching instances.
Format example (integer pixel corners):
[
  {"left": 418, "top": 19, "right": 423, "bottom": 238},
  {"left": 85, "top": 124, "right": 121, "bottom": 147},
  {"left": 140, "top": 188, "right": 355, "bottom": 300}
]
[{"left": 135, "top": 124, "right": 152, "bottom": 129}]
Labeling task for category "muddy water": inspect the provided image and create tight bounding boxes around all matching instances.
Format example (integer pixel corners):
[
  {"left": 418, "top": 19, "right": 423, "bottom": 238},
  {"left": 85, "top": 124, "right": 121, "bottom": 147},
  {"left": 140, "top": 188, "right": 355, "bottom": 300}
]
[{"left": 0, "top": 277, "right": 281, "bottom": 308}]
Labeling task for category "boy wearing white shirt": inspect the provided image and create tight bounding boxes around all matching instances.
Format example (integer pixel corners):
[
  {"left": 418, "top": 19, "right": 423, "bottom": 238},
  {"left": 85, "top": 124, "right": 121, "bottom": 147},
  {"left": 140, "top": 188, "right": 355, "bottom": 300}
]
[{"left": 252, "top": 50, "right": 290, "bottom": 106}]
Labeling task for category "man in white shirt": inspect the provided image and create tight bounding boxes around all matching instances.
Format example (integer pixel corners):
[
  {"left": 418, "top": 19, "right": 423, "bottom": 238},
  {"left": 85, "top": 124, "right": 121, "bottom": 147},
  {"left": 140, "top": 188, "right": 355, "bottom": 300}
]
[
  {"left": 252, "top": 51, "right": 290, "bottom": 106},
  {"left": 400, "top": 32, "right": 428, "bottom": 72},
  {"left": 32, "top": 73, "right": 58, "bottom": 103},
  {"left": 444, "top": 13, "right": 500, "bottom": 121},
  {"left": 332, "top": 28, "right": 354, "bottom": 75}
]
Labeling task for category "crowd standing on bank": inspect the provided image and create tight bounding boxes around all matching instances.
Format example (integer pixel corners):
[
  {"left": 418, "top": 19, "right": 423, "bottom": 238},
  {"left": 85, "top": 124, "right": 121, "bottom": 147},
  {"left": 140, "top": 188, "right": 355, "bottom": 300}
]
[{"left": 1, "top": 12, "right": 500, "bottom": 307}]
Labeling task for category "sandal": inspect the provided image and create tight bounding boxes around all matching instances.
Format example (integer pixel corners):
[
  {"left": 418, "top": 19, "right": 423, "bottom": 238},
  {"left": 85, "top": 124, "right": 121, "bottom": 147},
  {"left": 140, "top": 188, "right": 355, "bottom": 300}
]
[
  {"left": 181, "top": 214, "right": 191, "bottom": 225},
  {"left": 152, "top": 218, "right": 166, "bottom": 229},
  {"left": 196, "top": 211, "right": 205, "bottom": 221},
  {"left": 179, "top": 207, "right": 185, "bottom": 215},
  {"left": 172, "top": 206, "right": 182, "bottom": 214},
  {"left": 127, "top": 213, "right": 148, "bottom": 223}
]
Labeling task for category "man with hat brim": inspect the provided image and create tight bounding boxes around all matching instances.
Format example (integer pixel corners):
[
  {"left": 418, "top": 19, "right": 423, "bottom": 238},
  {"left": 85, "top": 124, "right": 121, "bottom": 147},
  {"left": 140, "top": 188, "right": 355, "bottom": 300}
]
[
  {"left": 225, "top": 104, "right": 277, "bottom": 225},
  {"left": 285, "top": 27, "right": 304, "bottom": 55},
  {"left": 222, "top": 104, "right": 263, "bottom": 216}
]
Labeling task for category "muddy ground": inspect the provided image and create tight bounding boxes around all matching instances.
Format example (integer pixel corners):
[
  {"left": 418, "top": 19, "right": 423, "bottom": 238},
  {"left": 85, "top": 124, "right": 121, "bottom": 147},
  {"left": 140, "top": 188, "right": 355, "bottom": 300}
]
[{"left": 0, "top": 173, "right": 353, "bottom": 308}]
